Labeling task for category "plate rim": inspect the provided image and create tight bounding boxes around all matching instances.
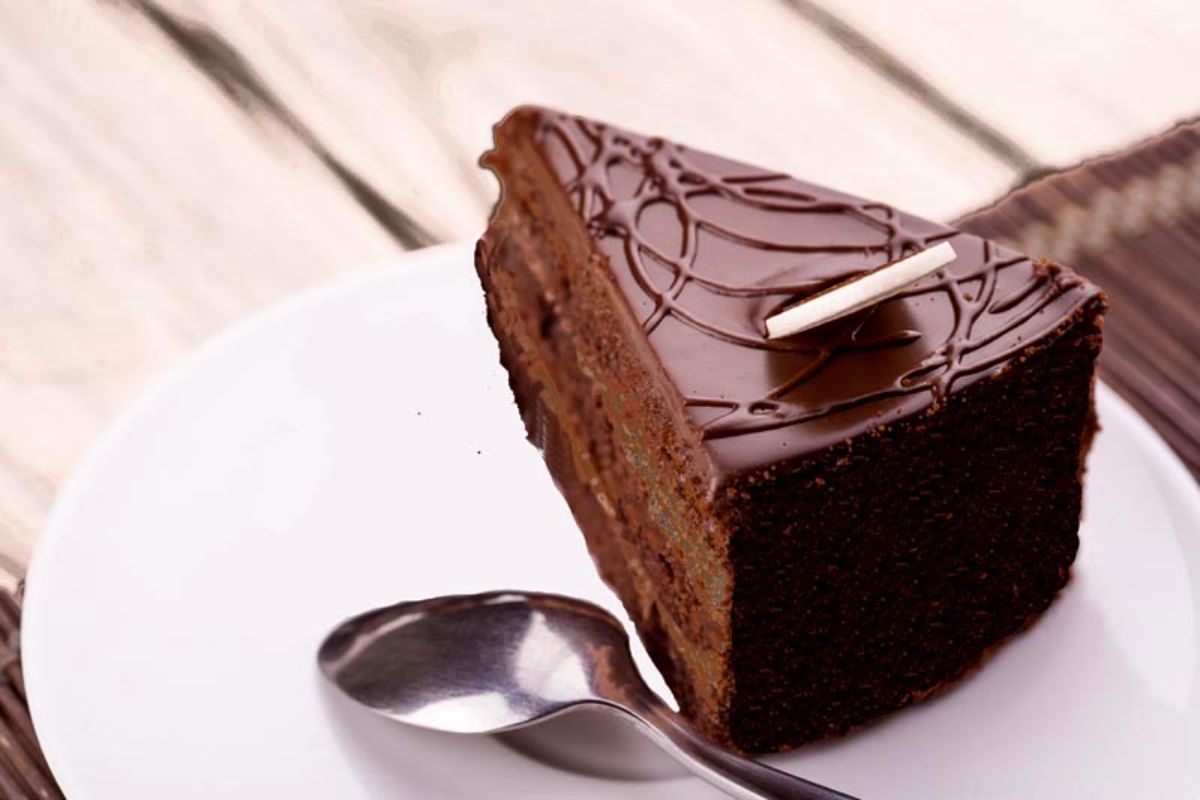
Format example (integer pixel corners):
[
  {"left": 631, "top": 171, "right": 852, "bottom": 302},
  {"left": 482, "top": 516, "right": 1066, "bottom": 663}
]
[{"left": 20, "top": 240, "right": 1200, "bottom": 798}]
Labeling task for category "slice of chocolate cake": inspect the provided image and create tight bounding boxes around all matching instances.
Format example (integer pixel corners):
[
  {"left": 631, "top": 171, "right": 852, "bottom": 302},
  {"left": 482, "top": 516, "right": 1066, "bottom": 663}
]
[{"left": 476, "top": 106, "right": 1106, "bottom": 753}]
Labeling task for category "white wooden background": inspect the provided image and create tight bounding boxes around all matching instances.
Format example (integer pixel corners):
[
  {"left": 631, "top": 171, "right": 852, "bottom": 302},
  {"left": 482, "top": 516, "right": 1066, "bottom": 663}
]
[{"left": 1, "top": 0, "right": 1197, "bottom": 588}]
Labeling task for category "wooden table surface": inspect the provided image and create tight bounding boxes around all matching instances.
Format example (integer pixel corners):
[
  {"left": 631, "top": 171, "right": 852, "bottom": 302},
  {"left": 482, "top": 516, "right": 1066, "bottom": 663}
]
[{"left": 1, "top": 0, "right": 1197, "bottom": 589}]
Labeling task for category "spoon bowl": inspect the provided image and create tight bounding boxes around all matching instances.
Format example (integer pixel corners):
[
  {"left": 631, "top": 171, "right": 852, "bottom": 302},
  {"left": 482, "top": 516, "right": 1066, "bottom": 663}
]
[{"left": 318, "top": 591, "right": 636, "bottom": 733}]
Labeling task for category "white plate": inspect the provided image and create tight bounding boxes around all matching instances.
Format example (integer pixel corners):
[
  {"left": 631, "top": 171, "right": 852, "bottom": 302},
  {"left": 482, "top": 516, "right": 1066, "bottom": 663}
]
[{"left": 23, "top": 242, "right": 1200, "bottom": 799}]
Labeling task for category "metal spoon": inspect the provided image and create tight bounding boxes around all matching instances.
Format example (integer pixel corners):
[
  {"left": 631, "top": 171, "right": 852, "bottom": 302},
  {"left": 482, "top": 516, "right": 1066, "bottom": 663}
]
[{"left": 317, "top": 590, "right": 858, "bottom": 800}]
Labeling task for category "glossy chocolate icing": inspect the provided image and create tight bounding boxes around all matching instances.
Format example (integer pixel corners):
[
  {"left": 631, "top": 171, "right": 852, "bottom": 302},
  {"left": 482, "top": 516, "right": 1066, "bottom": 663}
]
[{"left": 500, "top": 107, "right": 1102, "bottom": 475}]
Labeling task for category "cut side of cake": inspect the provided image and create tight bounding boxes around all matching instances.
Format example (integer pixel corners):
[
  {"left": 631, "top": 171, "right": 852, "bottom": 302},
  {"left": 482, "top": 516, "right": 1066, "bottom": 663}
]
[{"left": 476, "top": 106, "right": 1106, "bottom": 753}]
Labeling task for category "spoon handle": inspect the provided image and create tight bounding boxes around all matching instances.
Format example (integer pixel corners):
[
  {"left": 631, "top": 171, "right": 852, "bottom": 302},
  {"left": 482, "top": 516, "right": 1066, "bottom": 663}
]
[{"left": 620, "top": 691, "right": 860, "bottom": 800}]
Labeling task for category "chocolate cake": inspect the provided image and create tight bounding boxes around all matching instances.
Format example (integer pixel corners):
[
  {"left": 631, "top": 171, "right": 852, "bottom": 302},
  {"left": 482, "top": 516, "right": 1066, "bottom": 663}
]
[{"left": 475, "top": 106, "right": 1106, "bottom": 753}]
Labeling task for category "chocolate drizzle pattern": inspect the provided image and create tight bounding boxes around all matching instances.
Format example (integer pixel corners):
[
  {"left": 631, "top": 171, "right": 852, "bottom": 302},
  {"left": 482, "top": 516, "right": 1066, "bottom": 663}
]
[{"left": 521, "top": 109, "right": 1099, "bottom": 463}]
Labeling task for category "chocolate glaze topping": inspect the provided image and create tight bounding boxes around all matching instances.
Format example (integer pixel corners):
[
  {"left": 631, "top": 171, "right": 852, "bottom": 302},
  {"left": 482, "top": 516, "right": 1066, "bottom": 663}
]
[{"left": 506, "top": 107, "right": 1102, "bottom": 475}]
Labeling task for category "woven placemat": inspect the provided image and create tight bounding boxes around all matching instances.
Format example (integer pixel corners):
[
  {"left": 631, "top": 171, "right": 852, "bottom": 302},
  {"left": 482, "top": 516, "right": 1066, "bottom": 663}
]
[
  {"left": 0, "top": 588, "right": 61, "bottom": 799},
  {"left": 4, "top": 125, "right": 1199, "bottom": 796},
  {"left": 960, "top": 119, "right": 1200, "bottom": 477}
]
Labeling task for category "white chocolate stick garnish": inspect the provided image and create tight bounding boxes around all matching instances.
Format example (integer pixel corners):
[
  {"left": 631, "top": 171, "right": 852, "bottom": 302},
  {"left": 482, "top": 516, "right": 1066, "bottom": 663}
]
[{"left": 764, "top": 242, "right": 957, "bottom": 339}]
